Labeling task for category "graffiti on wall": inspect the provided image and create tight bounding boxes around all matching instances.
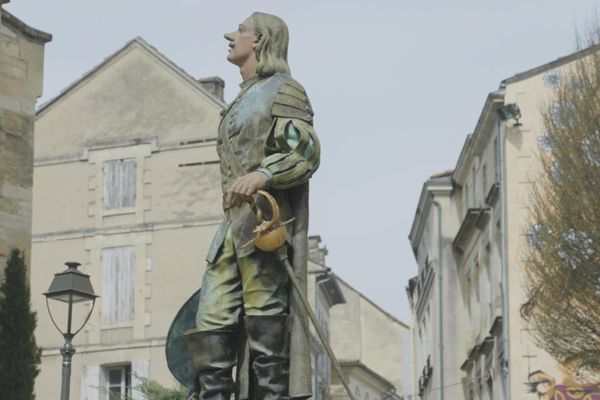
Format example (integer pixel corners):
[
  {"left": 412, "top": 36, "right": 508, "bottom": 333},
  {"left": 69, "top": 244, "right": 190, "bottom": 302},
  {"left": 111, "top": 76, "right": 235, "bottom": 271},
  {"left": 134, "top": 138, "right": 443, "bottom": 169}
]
[{"left": 527, "top": 370, "right": 600, "bottom": 400}]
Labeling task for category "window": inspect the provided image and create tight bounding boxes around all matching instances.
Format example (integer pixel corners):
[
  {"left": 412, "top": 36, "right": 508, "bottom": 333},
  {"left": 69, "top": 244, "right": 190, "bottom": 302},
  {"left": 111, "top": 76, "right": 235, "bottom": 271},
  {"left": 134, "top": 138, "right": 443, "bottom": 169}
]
[
  {"left": 106, "top": 364, "right": 131, "bottom": 399},
  {"left": 103, "top": 159, "right": 136, "bottom": 209},
  {"left": 472, "top": 165, "right": 477, "bottom": 206},
  {"left": 463, "top": 183, "right": 470, "bottom": 214},
  {"left": 102, "top": 247, "right": 135, "bottom": 324},
  {"left": 482, "top": 164, "right": 488, "bottom": 197},
  {"left": 493, "top": 138, "right": 499, "bottom": 181}
]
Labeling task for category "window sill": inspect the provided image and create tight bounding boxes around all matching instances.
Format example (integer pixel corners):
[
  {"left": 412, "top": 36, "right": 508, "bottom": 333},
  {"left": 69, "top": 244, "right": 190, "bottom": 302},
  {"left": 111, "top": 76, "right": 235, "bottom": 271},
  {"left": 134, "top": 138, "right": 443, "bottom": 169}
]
[
  {"left": 102, "top": 207, "right": 136, "bottom": 217},
  {"left": 100, "top": 322, "right": 134, "bottom": 330}
]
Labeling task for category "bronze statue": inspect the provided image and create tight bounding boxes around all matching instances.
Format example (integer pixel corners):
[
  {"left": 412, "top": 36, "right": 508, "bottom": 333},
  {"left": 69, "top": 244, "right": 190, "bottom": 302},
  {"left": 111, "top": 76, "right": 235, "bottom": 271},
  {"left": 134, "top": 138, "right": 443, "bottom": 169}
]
[{"left": 183, "top": 12, "right": 320, "bottom": 400}]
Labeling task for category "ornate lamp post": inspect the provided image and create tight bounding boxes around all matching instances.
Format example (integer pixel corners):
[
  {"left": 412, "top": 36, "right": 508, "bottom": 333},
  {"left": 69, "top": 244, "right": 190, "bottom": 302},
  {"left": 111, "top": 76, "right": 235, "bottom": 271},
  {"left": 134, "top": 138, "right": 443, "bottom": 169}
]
[{"left": 44, "top": 262, "right": 98, "bottom": 400}]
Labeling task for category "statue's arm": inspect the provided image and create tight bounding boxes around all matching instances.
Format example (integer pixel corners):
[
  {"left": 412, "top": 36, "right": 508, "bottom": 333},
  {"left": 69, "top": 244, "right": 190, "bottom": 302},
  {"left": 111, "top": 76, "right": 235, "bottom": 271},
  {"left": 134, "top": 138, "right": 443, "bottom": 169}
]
[
  {"left": 257, "top": 80, "right": 321, "bottom": 189},
  {"left": 258, "top": 118, "right": 320, "bottom": 189}
]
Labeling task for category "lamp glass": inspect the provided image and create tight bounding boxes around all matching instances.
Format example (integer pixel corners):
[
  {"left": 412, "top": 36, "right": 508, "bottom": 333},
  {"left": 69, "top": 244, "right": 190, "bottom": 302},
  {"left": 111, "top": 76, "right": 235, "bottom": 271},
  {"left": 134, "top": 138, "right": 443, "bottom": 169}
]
[{"left": 44, "top": 262, "right": 97, "bottom": 303}]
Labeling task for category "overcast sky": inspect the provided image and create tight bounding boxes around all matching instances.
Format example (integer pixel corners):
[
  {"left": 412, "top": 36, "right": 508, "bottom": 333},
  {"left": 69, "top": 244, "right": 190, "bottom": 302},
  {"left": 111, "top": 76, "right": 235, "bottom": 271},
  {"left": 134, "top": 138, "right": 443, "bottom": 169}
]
[{"left": 7, "top": 0, "right": 598, "bottom": 323}]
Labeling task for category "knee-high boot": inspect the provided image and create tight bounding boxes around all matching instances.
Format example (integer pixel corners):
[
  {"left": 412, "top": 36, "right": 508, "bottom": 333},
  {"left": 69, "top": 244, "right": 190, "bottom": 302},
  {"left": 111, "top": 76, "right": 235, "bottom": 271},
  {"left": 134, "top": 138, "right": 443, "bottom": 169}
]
[
  {"left": 184, "top": 330, "right": 237, "bottom": 400},
  {"left": 244, "top": 315, "right": 289, "bottom": 400}
]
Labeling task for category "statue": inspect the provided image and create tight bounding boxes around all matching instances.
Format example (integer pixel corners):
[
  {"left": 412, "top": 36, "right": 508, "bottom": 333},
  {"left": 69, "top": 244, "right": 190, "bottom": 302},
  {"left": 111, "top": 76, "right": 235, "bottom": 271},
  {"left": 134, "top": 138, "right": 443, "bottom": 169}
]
[{"left": 183, "top": 12, "right": 320, "bottom": 400}]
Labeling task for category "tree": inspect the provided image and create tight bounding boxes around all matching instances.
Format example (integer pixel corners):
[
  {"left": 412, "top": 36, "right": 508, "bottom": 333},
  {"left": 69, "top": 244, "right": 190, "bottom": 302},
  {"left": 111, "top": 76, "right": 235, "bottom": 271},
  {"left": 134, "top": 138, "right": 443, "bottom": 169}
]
[
  {"left": 0, "top": 249, "right": 41, "bottom": 399},
  {"left": 525, "top": 41, "right": 600, "bottom": 381}
]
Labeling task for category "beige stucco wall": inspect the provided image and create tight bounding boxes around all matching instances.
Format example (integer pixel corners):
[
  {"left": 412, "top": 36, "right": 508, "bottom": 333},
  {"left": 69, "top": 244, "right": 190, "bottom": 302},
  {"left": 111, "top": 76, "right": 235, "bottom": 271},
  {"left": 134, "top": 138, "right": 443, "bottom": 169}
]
[
  {"left": 32, "top": 40, "right": 224, "bottom": 399},
  {"left": 330, "top": 279, "right": 408, "bottom": 393},
  {"left": 0, "top": 8, "right": 49, "bottom": 274}
]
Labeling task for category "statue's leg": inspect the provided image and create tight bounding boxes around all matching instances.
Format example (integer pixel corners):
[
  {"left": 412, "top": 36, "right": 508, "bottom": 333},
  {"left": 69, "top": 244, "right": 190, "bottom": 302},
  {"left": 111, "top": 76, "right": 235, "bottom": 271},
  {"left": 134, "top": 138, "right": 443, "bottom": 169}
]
[
  {"left": 185, "top": 330, "right": 237, "bottom": 400},
  {"left": 186, "top": 227, "right": 243, "bottom": 400},
  {"left": 239, "top": 250, "right": 290, "bottom": 400}
]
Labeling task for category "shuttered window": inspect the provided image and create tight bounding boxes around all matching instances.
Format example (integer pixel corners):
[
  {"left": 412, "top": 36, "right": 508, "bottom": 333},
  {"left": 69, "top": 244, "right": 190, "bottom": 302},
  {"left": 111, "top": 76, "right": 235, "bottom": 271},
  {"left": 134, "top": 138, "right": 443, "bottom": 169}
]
[
  {"left": 101, "top": 247, "right": 135, "bottom": 324},
  {"left": 103, "top": 159, "right": 136, "bottom": 209}
]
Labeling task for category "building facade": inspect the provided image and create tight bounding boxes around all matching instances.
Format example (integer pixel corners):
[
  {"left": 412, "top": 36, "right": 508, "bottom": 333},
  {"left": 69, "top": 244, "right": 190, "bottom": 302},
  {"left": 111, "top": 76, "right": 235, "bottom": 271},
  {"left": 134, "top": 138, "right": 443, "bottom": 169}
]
[
  {"left": 0, "top": 2, "right": 50, "bottom": 275},
  {"left": 407, "top": 45, "right": 600, "bottom": 400},
  {"left": 31, "top": 37, "right": 226, "bottom": 400}
]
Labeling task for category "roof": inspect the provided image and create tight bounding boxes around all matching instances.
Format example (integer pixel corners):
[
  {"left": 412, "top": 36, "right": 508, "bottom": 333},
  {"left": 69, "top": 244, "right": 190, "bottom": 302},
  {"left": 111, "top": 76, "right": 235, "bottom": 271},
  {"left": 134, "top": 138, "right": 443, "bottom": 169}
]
[
  {"left": 36, "top": 36, "right": 226, "bottom": 115},
  {"left": 502, "top": 42, "right": 600, "bottom": 86},
  {"left": 1, "top": 8, "right": 52, "bottom": 43},
  {"left": 334, "top": 274, "right": 410, "bottom": 329},
  {"left": 430, "top": 169, "right": 453, "bottom": 179}
]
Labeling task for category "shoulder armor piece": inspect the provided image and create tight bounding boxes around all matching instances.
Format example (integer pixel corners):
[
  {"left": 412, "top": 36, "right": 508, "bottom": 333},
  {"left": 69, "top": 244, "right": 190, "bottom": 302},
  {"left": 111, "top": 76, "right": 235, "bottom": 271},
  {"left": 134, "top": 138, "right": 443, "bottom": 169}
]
[{"left": 272, "top": 80, "right": 314, "bottom": 124}]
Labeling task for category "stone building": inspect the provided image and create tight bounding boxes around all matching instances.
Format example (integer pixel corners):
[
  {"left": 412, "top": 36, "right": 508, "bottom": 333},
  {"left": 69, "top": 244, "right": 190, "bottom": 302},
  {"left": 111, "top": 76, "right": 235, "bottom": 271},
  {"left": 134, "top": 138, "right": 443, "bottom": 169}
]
[
  {"left": 407, "top": 44, "right": 600, "bottom": 400},
  {"left": 31, "top": 37, "right": 225, "bottom": 400},
  {"left": 0, "top": 1, "right": 51, "bottom": 276},
  {"left": 31, "top": 37, "right": 409, "bottom": 400}
]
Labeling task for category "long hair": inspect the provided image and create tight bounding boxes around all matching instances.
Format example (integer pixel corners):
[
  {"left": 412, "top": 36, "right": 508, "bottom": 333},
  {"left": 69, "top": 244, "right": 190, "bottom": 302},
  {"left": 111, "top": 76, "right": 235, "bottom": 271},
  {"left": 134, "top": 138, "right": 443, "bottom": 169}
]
[{"left": 250, "top": 12, "right": 291, "bottom": 77}]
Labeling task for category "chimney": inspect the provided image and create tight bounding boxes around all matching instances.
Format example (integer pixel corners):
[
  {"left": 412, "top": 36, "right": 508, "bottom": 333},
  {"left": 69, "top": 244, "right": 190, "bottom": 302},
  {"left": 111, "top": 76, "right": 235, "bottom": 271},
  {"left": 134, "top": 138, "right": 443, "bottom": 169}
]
[
  {"left": 198, "top": 76, "right": 225, "bottom": 102},
  {"left": 308, "top": 235, "right": 328, "bottom": 265}
]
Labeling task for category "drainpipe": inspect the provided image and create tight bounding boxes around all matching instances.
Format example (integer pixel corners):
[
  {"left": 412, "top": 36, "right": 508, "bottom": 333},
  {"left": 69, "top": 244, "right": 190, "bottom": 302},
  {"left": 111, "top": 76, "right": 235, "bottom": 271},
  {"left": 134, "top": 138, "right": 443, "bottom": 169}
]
[
  {"left": 431, "top": 198, "right": 444, "bottom": 400},
  {"left": 496, "top": 115, "right": 511, "bottom": 400}
]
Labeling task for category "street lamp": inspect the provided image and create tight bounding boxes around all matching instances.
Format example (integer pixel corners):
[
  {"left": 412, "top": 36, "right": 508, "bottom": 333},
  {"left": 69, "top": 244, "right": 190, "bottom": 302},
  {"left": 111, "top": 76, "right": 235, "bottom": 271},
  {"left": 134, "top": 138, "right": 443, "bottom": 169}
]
[{"left": 44, "top": 262, "right": 98, "bottom": 400}]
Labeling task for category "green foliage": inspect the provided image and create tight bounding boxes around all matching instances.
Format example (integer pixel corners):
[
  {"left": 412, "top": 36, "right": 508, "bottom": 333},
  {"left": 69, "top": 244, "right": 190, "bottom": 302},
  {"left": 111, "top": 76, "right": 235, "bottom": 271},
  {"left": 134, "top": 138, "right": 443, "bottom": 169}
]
[
  {"left": 525, "top": 44, "right": 600, "bottom": 381},
  {"left": 135, "top": 378, "right": 190, "bottom": 400},
  {"left": 0, "top": 249, "right": 41, "bottom": 399}
]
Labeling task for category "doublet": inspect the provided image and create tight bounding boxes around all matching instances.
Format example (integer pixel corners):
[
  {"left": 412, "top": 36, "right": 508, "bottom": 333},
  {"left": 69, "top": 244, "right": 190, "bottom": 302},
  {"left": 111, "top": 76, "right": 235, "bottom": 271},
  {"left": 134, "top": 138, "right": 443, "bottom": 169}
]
[{"left": 208, "top": 73, "right": 320, "bottom": 260}]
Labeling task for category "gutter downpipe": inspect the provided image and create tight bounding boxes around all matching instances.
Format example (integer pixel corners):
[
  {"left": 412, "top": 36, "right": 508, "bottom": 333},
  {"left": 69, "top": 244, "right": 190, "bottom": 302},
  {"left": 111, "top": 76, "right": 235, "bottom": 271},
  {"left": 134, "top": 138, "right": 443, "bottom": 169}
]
[
  {"left": 496, "top": 114, "right": 511, "bottom": 400},
  {"left": 431, "top": 198, "right": 444, "bottom": 400}
]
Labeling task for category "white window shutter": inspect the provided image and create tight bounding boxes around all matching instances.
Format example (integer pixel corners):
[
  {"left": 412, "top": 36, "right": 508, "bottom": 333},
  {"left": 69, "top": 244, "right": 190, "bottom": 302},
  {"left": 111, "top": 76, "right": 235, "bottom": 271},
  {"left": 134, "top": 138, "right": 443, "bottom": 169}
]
[
  {"left": 103, "top": 159, "right": 136, "bottom": 209},
  {"left": 131, "top": 359, "right": 149, "bottom": 400},
  {"left": 121, "top": 159, "right": 136, "bottom": 207},
  {"left": 80, "top": 364, "right": 100, "bottom": 400},
  {"left": 103, "top": 161, "right": 118, "bottom": 209},
  {"left": 101, "top": 247, "right": 135, "bottom": 324}
]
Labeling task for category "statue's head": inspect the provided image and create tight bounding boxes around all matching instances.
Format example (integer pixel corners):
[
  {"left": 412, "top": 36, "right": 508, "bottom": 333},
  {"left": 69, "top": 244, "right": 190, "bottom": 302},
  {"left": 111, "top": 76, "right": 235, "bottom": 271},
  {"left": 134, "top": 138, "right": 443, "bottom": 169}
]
[{"left": 225, "top": 12, "right": 290, "bottom": 77}]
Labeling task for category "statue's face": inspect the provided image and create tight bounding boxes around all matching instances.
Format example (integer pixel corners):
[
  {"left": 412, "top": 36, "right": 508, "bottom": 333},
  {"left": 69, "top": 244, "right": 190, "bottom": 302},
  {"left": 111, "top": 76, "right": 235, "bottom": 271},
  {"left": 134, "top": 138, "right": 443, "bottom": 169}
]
[{"left": 224, "top": 17, "right": 258, "bottom": 67}]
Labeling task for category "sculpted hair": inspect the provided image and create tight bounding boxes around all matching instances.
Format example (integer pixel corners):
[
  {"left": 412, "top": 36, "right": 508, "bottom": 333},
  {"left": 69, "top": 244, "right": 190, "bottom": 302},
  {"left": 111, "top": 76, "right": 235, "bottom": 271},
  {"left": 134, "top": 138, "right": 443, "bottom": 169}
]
[{"left": 251, "top": 12, "right": 291, "bottom": 76}]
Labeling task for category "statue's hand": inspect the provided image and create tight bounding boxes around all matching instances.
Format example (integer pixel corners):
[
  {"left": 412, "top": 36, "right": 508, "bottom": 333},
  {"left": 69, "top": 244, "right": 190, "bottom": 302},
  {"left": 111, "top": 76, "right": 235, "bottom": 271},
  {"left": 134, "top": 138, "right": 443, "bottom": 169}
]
[{"left": 225, "top": 171, "right": 268, "bottom": 208}]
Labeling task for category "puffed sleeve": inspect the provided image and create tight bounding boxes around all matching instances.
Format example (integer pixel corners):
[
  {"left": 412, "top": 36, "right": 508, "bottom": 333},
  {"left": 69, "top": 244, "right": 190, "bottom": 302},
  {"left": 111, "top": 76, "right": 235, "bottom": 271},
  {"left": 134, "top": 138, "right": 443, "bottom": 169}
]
[{"left": 257, "top": 80, "right": 321, "bottom": 189}]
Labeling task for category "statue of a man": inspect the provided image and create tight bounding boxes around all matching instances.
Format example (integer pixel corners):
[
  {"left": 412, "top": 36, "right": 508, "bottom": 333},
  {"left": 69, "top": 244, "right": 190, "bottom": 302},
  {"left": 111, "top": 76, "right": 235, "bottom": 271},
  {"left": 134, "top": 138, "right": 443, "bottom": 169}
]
[{"left": 184, "top": 12, "right": 320, "bottom": 400}]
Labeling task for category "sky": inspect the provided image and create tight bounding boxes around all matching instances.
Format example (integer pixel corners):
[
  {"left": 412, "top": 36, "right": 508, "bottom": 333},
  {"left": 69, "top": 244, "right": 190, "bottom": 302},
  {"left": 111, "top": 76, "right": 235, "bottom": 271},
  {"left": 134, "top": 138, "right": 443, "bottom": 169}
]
[{"left": 6, "top": 0, "right": 598, "bottom": 323}]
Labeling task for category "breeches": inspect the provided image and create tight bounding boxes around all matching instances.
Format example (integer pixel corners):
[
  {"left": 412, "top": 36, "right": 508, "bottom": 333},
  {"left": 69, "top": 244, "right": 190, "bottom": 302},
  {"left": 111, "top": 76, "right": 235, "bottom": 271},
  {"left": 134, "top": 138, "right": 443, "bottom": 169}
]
[{"left": 195, "top": 226, "right": 289, "bottom": 331}]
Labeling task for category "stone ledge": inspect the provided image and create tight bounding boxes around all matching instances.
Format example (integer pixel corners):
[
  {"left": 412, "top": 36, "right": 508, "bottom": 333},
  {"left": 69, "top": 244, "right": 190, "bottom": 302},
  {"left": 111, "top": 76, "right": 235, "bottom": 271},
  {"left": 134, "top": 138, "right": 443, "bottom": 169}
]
[{"left": 0, "top": 8, "right": 52, "bottom": 43}]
